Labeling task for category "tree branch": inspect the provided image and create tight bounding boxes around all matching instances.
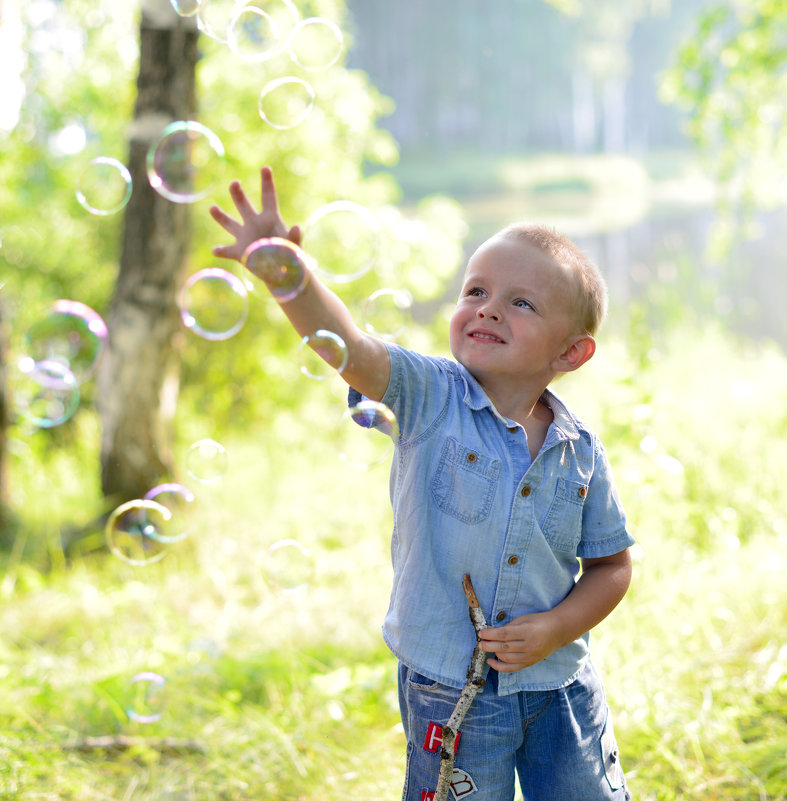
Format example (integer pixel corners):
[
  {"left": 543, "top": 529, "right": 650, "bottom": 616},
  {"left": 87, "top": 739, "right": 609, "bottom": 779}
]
[
  {"left": 434, "top": 574, "right": 488, "bottom": 801},
  {"left": 64, "top": 735, "right": 206, "bottom": 756}
]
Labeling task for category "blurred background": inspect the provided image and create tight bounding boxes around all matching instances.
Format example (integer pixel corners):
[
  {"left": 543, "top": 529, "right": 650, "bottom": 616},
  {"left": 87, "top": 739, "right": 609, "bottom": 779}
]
[{"left": 1, "top": 1, "right": 785, "bottom": 799}]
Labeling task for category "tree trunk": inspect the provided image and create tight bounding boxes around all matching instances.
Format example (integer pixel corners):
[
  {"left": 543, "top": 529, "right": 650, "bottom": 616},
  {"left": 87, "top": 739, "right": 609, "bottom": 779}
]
[{"left": 98, "top": 0, "right": 198, "bottom": 501}]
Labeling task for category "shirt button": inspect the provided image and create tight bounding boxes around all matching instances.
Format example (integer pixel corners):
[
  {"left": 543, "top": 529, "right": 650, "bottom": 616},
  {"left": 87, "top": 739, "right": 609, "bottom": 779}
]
[
  {"left": 496, "top": 611, "right": 507, "bottom": 622},
  {"left": 578, "top": 486, "right": 587, "bottom": 498},
  {"left": 507, "top": 555, "right": 519, "bottom": 565},
  {"left": 520, "top": 486, "right": 531, "bottom": 497},
  {"left": 466, "top": 452, "right": 478, "bottom": 463}
]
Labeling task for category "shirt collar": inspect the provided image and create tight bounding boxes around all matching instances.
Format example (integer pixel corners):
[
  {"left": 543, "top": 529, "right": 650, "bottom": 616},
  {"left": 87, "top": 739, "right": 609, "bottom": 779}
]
[{"left": 455, "top": 361, "right": 584, "bottom": 444}]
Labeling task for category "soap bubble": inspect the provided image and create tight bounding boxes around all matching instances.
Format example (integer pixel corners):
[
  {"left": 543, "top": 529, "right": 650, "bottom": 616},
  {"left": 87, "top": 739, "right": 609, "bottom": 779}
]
[
  {"left": 288, "top": 16, "right": 344, "bottom": 71},
  {"left": 303, "top": 201, "right": 379, "bottom": 284},
  {"left": 185, "top": 438, "right": 227, "bottom": 483},
  {"left": 263, "top": 538, "right": 314, "bottom": 593},
  {"left": 105, "top": 499, "right": 172, "bottom": 566},
  {"left": 75, "top": 156, "right": 132, "bottom": 216},
  {"left": 243, "top": 237, "right": 313, "bottom": 301},
  {"left": 228, "top": 6, "right": 282, "bottom": 61},
  {"left": 339, "top": 400, "right": 398, "bottom": 470},
  {"left": 299, "top": 329, "right": 348, "bottom": 380},
  {"left": 25, "top": 299, "right": 108, "bottom": 383},
  {"left": 258, "top": 77, "right": 316, "bottom": 130},
  {"left": 178, "top": 267, "right": 248, "bottom": 341},
  {"left": 196, "top": 0, "right": 238, "bottom": 43},
  {"left": 146, "top": 121, "right": 225, "bottom": 204},
  {"left": 143, "top": 483, "right": 196, "bottom": 543},
  {"left": 363, "top": 288, "right": 413, "bottom": 340},
  {"left": 126, "top": 672, "right": 167, "bottom": 723},
  {"left": 14, "top": 357, "right": 80, "bottom": 429},
  {"left": 170, "top": 0, "right": 201, "bottom": 16}
]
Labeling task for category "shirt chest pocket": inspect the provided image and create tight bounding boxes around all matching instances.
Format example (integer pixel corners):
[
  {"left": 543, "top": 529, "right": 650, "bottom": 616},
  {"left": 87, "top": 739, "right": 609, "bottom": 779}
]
[
  {"left": 539, "top": 477, "right": 589, "bottom": 553},
  {"left": 430, "top": 437, "right": 501, "bottom": 525}
]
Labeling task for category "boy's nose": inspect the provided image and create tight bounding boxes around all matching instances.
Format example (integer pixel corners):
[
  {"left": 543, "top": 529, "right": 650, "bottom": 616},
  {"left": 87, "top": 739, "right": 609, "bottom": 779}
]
[{"left": 477, "top": 303, "right": 501, "bottom": 321}]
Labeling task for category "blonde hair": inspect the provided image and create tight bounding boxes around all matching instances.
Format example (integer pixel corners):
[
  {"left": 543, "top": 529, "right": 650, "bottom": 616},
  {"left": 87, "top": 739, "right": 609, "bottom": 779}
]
[{"left": 497, "top": 223, "right": 608, "bottom": 336}]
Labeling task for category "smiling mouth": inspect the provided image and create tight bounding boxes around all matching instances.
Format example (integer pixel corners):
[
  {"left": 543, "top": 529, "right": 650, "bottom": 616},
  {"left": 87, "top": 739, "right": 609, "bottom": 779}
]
[{"left": 469, "top": 331, "right": 505, "bottom": 343}]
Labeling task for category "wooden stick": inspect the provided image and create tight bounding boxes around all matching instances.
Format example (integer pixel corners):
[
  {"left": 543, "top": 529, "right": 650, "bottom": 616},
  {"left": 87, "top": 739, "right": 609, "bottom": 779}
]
[{"left": 434, "top": 574, "right": 488, "bottom": 801}]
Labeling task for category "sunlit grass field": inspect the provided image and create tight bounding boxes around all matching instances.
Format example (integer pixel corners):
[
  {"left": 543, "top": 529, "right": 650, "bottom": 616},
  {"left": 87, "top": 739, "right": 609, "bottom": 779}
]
[{"left": 1, "top": 323, "right": 785, "bottom": 800}]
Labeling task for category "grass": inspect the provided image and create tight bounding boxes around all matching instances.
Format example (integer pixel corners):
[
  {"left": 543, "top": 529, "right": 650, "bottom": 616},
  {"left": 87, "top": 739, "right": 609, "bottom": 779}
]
[{"left": 1, "top": 323, "right": 786, "bottom": 800}]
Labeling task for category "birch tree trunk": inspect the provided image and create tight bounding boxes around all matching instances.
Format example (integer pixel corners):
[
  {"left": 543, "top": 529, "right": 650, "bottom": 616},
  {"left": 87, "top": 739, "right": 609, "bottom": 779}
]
[{"left": 98, "top": 0, "right": 198, "bottom": 501}]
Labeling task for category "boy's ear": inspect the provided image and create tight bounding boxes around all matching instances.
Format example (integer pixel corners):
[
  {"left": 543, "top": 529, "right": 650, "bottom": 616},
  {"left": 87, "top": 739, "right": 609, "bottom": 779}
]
[{"left": 554, "top": 334, "right": 596, "bottom": 374}]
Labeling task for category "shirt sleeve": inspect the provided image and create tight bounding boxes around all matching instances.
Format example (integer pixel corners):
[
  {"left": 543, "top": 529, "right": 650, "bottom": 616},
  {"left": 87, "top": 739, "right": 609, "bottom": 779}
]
[
  {"left": 576, "top": 437, "right": 635, "bottom": 558},
  {"left": 348, "top": 343, "right": 454, "bottom": 443}
]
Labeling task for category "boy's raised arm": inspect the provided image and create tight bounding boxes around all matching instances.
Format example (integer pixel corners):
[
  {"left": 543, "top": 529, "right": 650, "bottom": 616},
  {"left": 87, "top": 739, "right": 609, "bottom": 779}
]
[{"left": 209, "top": 167, "right": 390, "bottom": 402}]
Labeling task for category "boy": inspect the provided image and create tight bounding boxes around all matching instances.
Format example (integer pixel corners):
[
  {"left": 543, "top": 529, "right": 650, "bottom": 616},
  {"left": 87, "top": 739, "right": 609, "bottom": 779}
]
[{"left": 210, "top": 167, "right": 634, "bottom": 801}]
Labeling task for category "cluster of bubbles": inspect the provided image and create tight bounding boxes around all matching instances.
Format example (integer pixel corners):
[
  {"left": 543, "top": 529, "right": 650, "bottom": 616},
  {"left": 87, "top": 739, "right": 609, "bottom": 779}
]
[
  {"left": 148, "top": 0, "right": 344, "bottom": 61},
  {"left": 63, "top": 0, "right": 416, "bottom": 353},
  {"left": 102, "top": 439, "right": 235, "bottom": 724},
  {"left": 73, "top": 3, "right": 346, "bottom": 220},
  {"left": 12, "top": 300, "right": 108, "bottom": 429},
  {"left": 23, "top": 0, "right": 414, "bottom": 727},
  {"left": 75, "top": 119, "right": 226, "bottom": 218},
  {"left": 103, "top": 439, "right": 229, "bottom": 565}
]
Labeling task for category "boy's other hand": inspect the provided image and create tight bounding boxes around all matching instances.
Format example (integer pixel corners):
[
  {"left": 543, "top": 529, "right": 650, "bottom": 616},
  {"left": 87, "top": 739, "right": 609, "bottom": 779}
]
[
  {"left": 210, "top": 166, "right": 301, "bottom": 263},
  {"left": 479, "top": 611, "right": 562, "bottom": 672}
]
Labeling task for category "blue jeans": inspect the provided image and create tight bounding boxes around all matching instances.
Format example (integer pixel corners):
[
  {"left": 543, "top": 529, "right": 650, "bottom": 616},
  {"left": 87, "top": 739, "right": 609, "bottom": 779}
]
[{"left": 398, "top": 660, "right": 630, "bottom": 801}]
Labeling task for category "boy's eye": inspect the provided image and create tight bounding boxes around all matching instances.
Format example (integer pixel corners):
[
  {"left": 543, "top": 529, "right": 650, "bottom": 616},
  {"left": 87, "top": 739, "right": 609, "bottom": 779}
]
[
  {"left": 513, "top": 299, "right": 533, "bottom": 309},
  {"left": 467, "top": 287, "right": 485, "bottom": 297}
]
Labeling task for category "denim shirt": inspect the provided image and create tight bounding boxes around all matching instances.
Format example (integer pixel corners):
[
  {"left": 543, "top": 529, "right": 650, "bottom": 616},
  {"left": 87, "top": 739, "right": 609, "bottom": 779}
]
[{"left": 351, "top": 343, "right": 634, "bottom": 696}]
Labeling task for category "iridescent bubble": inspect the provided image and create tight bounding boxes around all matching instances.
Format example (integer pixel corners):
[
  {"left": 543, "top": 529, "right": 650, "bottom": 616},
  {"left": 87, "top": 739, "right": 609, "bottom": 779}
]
[
  {"left": 228, "top": 6, "right": 282, "bottom": 61},
  {"left": 287, "top": 16, "right": 344, "bottom": 71},
  {"left": 243, "top": 237, "right": 313, "bottom": 301},
  {"left": 105, "top": 499, "right": 171, "bottom": 566},
  {"left": 339, "top": 400, "right": 398, "bottom": 470},
  {"left": 298, "top": 329, "right": 348, "bottom": 380},
  {"left": 258, "top": 77, "right": 316, "bottom": 130},
  {"left": 263, "top": 538, "right": 314, "bottom": 593},
  {"left": 196, "top": 0, "right": 238, "bottom": 43},
  {"left": 126, "top": 672, "right": 167, "bottom": 723},
  {"left": 25, "top": 299, "right": 108, "bottom": 383},
  {"left": 14, "top": 357, "right": 79, "bottom": 429},
  {"left": 185, "top": 438, "right": 227, "bottom": 483},
  {"left": 146, "top": 121, "right": 225, "bottom": 204},
  {"left": 170, "top": 0, "right": 201, "bottom": 16},
  {"left": 75, "top": 156, "right": 132, "bottom": 216},
  {"left": 304, "top": 201, "right": 379, "bottom": 284},
  {"left": 178, "top": 267, "right": 248, "bottom": 341},
  {"left": 363, "top": 288, "right": 413, "bottom": 340},
  {"left": 143, "top": 483, "right": 196, "bottom": 543}
]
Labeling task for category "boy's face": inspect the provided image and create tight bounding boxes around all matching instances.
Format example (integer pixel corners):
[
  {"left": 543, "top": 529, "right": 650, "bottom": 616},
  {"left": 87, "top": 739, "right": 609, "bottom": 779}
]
[{"left": 449, "top": 235, "right": 581, "bottom": 389}]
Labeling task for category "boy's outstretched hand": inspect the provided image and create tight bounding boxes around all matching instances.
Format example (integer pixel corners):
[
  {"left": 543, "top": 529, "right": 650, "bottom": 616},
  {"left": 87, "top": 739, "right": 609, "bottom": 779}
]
[{"left": 209, "top": 166, "right": 301, "bottom": 263}]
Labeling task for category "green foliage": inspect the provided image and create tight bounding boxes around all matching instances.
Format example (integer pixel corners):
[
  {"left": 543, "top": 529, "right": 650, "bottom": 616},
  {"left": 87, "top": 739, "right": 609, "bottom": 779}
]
[
  {"left": 661, "top": 0, "right": 787, "bottom": 253},
  {"left": 0, "top": 2, "right": 137, "bottom": 322}
]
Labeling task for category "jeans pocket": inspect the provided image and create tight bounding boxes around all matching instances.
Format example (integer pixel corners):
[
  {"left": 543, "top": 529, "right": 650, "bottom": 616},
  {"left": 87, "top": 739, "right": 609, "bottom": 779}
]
[
  {"left": 407, "top": 669, "right": 444, "bottom": 692},
  {"left": 430, "top": 436, "right": 501, "bottom": 525},
  {"left": 598, "top": 712, "right": 625, "bottom": 791}
]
